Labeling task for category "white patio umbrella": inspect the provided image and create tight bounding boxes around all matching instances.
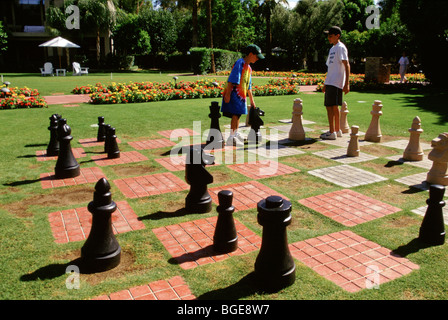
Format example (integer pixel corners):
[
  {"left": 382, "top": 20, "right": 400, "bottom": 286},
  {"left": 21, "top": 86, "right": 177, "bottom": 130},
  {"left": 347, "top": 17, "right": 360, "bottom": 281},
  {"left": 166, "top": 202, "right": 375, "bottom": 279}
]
[{"left": 39, "top": 36, "right": 81, "bottom": 68}]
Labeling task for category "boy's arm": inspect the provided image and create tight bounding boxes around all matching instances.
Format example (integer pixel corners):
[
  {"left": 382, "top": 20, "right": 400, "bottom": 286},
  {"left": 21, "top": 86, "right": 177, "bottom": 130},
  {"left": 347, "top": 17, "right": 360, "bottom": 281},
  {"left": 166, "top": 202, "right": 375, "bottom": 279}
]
[
  {"left": 247, "top": 89, "right": 256, "bottom": 109},
  {"left": 342, "top": 60, "right": 350, "bottom": 94}
]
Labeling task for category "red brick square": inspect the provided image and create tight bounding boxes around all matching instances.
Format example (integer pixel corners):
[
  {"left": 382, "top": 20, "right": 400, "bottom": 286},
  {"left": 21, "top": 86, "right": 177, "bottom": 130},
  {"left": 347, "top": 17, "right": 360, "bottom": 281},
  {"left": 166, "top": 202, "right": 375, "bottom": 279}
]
[
  {"left": 157, "top": 128, "right": 200, "bottom": 139},
  {"left": 40, "top": 167, "right": 106, "bottom": 189},
  {"left": 36, "top": 148, "right": 86, "bottom": 161},
  {"left": 90, "top": 276, "right": 195, "bottom": 300},
  {"left": 289, "top": 230, "right": 419, "bottom": 292},
  {"left": 153, "top": 217, "right": 261, "bottom": 270},
  {"left": 114, "top": 172, "right": 189, "bottom": 199},
  {"left": 78, "top": 137, "right": 122, "bottom": 148},
  {"left": 128, "top": 138, "right": 176, "bottom": 150},
  {"left": 299, "top": 189, "right": 401, "bottom": 226},
  {"left": 48, "top": 201, "right": 145, "bottom": 243},
  {"left": 227, "top": 160, "right": 299, "bottom": 180},
  {"left": 91, "top": 151, "right": 148, "bottom": 166}
]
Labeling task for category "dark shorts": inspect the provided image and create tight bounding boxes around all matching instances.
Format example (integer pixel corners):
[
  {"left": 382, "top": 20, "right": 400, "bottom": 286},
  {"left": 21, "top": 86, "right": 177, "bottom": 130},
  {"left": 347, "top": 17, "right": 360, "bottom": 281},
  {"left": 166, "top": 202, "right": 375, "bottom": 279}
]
[
  {"left": 222, "top": 112, "right": 242, "bottom": 119},
  {"left": 324, "top": 85, "right": 343, "bottom": 107}
]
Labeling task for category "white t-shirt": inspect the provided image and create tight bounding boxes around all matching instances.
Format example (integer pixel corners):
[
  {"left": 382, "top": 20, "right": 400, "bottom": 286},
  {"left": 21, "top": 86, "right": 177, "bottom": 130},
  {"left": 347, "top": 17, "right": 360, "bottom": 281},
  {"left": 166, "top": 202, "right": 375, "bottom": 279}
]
[{"left": 325, "top": 41, "right": 349, "bottom": 89}]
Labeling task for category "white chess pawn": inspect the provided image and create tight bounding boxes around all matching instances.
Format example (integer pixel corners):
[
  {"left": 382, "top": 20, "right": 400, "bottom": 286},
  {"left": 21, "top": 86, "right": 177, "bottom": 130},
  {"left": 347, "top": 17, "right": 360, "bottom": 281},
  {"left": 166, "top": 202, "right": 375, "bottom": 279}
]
[
  {"left": 288, "top": 98, "right": 306, "bottom": 141},
  {"left": 403, "top": 116, "right": 424, "bottom": 161},
  {"left": 339, "top": 101, "right": 350, "bottom": 134},
  {"left": 427, "top": 132, "right": 448, "bottom": 186},
  {"left": 347, "top": 125, "right": 360, "bottom": 157},
  {"left": 364, "top": 100, "right": 383, "bottom": 142}
]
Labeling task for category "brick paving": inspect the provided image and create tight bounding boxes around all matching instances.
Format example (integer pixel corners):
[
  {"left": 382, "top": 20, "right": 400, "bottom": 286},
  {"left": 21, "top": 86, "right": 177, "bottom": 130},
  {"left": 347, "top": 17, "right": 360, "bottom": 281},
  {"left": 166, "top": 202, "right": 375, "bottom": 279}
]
[
  {"left": 79, "top": 137, "right": 122, "bottom": 148},
  {"left": 48, "top": 201, "right": 145, "bottom": 243},
  {"left": 91, "top": 276, "right": 195, "bottom": 300},
  {"left": 127, "top": 138, "right": 176, "bottom": 150},
  {"left": 153, "top": 217, "right": 261, "bottom": 270},
  {"left": 395, "top": 172, "right": 430, "bottom": 191},
  {"left": 381, "top": 139, "right": 432, "bottom": 150},
  {"left": 40, "top": 167, "right": 106, "bottom": 189},
  {"left": 36, "top": 148, "right": 86, "bottom": 161},
  {"left": 247, "top": 145, "right": 305, "bottom": 158},
  {"left": 289, "top": 230, "right": 419, "bottom": 292},
  {"left": 209, "top": 180, "right": 289, "bottom": 212},
  {"left": 227, "top": 160, "right": 299, "bottom": 180},
  {"left": 157, "top": 128, "right": 200, "bottom": 139},
  {"left": 113, "top": 172, "right": 189, "bottom": 199},
  {"left": 308, "top": 164, "right": 387, "bottom": 188},
  {"left": 299, "top": 189, "right": 401, "bottom": 227},
  {"left": 91, "top": 151, "right": 148, "bottom": 166}
]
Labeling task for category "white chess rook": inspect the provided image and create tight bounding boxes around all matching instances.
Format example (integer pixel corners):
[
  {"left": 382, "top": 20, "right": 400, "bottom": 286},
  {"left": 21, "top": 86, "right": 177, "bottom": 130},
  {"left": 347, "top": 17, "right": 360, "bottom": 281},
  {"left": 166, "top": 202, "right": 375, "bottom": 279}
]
[
  {"left": 403, "top": 116, "right": 424, "bottom": 161},
  {"left": 427, "top": 132, "right": 448, "bottom": 186},
  {"left": 340, "top": 101, "right": 350, "bottom": 134},
  {"left": 364, "top": 100, "right": 383, "bottom": 143},
  {"left": 347, "top": 125, "right": 360, "bottom": 157},
  {"left": 288, "top": 98, "right": 306, "bottom": 141}
]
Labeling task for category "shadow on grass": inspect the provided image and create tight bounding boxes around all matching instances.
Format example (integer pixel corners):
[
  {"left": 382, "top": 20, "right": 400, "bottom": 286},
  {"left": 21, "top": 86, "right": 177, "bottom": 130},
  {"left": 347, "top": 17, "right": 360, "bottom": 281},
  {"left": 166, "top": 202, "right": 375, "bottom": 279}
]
[
  {"left": 392, "top": 238, "right": 435, "bottom": 257},
  {"left": 3, "top": 178, "right": 41, "bottom": 187},
  {"left": 139, "top": 208, "right": 191, "bottom": 221},
  {"left": 195, "top": 272, "right": 262, "bottom": 300}
]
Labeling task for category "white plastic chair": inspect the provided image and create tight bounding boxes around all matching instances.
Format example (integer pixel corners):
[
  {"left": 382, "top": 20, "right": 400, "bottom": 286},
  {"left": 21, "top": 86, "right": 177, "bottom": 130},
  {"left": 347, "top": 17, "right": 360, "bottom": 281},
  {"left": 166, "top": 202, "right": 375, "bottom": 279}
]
[
  {"left": 40, "top": 62, "right": 53, "bottom": 76},
  {"left": 72, "top": 62, "right": 89, "bottom": 76}
]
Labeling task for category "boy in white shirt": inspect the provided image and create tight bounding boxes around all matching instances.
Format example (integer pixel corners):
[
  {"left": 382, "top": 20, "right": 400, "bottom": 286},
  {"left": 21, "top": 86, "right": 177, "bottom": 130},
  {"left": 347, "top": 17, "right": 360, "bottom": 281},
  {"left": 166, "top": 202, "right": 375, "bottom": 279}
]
[{"left": 321, "top": 26, "right": 350, "bottom": 140}]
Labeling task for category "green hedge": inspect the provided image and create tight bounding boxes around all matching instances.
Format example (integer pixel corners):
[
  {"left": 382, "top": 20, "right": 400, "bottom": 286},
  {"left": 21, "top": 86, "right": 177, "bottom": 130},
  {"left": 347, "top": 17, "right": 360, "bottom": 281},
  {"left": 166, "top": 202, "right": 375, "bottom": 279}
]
[{"left": 189, "top": 47, "right": 241, "bottom": 75}]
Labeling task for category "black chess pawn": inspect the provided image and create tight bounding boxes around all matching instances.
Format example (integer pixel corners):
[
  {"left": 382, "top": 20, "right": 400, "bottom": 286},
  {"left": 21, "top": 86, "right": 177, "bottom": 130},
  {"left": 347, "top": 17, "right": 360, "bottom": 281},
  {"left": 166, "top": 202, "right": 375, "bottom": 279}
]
[
  {"left": 213, "top": 190, "right": 238, "bottom": 253},
  {"left": 80, "top": 178, "right": 121, "bottom": 273},
  {"left": 107, "top": 127, "right": 120, "bottom": 159},
  {"left": 247, "top": 107, "right": 265, "bottom": 144},
  {"left": 103, "top": 124, "right": 111, "bottom": 153},
  {"left": 46, "top": 114, "right": 61, "bottom": 156},
  {"left": 54, "top": 118, "right": 80, "bottom": 179},
  {"left": 419, "top": 184, "right": 446, "bottom": 246},
  {"left": 97, "top": 116, "right": 106, "bottom": 142},
  {"left": 254, "top": 195, "right": 295, "bottom": 292},
  {"left": 185, "top": 146, "right": 215, "bottom": 213},
  {"left": 206, "top": 101, "right": 224, "bottom": 149}
]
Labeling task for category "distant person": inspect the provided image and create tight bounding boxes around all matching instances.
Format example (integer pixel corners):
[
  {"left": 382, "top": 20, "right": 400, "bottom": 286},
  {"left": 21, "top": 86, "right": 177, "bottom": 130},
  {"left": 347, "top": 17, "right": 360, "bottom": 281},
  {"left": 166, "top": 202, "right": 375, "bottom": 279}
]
[
  {"left": 398, "top": 52, "right": 410, "bottom": 83},
  {"left": 221, "top": 44, "right": 264, "bottom": 146},
  {"left": 321, "top": 26, "right": 350, "bottom": 140}
]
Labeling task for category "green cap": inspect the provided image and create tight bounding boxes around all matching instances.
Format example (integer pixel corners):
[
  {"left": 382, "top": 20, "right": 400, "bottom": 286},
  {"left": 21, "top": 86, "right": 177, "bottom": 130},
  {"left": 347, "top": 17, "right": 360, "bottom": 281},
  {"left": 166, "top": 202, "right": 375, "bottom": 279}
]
[{"left": 245, "top": 44, "right": 265, "bottom": 59}]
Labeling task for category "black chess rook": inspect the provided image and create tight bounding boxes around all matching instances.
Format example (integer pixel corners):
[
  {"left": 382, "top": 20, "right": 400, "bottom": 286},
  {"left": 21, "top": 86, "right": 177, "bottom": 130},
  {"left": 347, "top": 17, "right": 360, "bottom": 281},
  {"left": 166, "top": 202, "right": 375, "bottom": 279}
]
[
  {"left": 419, "top": 184, "right": 446, "bottom": 246},
  {"left": 80, "top": 178, "right": 121, "bottom": 273},
  {"left": 185, "top": 146, "right": 214, "bottom": 213},
  {"left": 54, "top": 118, "right": 80, "bottom": 179},
  {"left": 213, "top": 190, "right": 238, "bottom": 253},
  {"left": 254, "top": 195, "right": 295, "bottom": 292}
]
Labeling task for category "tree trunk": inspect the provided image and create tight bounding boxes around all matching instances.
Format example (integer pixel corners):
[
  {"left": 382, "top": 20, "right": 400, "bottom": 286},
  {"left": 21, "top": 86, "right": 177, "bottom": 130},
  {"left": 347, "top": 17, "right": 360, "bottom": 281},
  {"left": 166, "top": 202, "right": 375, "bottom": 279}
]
[
  {"left": 192, "top": 0, "right": 198, "bottom": 47},
  {"left": 96, "top": 29, "right": 101, "bottom": 63},
  {"left": 206, "top": 0, "right": 215, "bottom": 73}
]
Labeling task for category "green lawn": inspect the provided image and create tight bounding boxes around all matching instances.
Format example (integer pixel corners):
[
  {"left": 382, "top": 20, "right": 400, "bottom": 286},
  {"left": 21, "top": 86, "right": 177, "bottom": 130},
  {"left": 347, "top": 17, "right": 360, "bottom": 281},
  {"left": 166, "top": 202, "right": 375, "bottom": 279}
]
[{"left": 0, "top": 71, "right": 447, "bottom": 301}]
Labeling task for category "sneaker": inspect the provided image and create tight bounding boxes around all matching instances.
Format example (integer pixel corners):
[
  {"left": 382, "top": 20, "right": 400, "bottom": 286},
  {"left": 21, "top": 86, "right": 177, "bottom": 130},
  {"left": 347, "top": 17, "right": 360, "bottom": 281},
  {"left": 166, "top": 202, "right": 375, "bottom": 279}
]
[
  {"left": 234, "top": 132, "right": 246, "bottom": 143},
  {"left": 226, "top": 135, "right": 244, "bottom": 146},
  {"left": 337, "top": 130, "right": 343, "bottom": 137},
  {"left": 320, "top": 131, "right": 336, "bottom": 140}
]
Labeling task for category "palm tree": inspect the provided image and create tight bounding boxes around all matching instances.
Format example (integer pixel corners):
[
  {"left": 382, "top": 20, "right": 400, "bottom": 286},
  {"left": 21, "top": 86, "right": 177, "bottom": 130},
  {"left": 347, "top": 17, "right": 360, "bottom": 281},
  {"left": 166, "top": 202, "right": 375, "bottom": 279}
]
[
  {"left": 261, "top": 0, "right": 288, "bottom": 63},
  {"left": 78, "top": 0, "right": 117, "bottom": 63}
]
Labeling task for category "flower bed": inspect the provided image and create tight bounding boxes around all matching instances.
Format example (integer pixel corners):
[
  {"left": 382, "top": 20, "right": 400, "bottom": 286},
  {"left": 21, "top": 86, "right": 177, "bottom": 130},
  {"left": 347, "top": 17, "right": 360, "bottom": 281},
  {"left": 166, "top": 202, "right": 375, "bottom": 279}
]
[
  {"left": 0, "top": 86, "right": 47, "bottom": 109},
  {"left": 72, "top": 79, "right": 299, "bottom": 105}
]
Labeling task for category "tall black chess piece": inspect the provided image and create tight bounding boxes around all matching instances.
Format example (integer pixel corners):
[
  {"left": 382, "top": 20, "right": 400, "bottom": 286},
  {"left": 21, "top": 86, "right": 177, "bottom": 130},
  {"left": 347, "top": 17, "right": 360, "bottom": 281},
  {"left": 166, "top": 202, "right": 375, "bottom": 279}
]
[
  {"left": 107, "top": 127, "right": 120, "bottom": 159},
  {"left": 419, "top": 184, "right": 446, "bottom": 246},
  {"left": 46, "top": 113, "right": 61, "bottom": 156},
  {"left": 185, "top": 146, "right": 215, "bottom": 213},
  {"left": 97, "top": 116, "right": 106, "bottom": 142},
  {"left": 54, "top": 118, "right": 80, "bottom": 179},
  {"left": 213, "top": 190, "right": 238, "bottom": 253},
  {"left": 80, "top": 178, "right": 121, "bottom": 273},
  {"left": 103, "top": 124, "right": 111, "bottom": 153},
  {"left": 254, "top": 195, "right": 295, "bottom": 292},
  {"left": 247, "top": 107, "right": 265, "bottom": 144},
  {"left": 206, "top": 101, "right": 224, "bottom": 149}
]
